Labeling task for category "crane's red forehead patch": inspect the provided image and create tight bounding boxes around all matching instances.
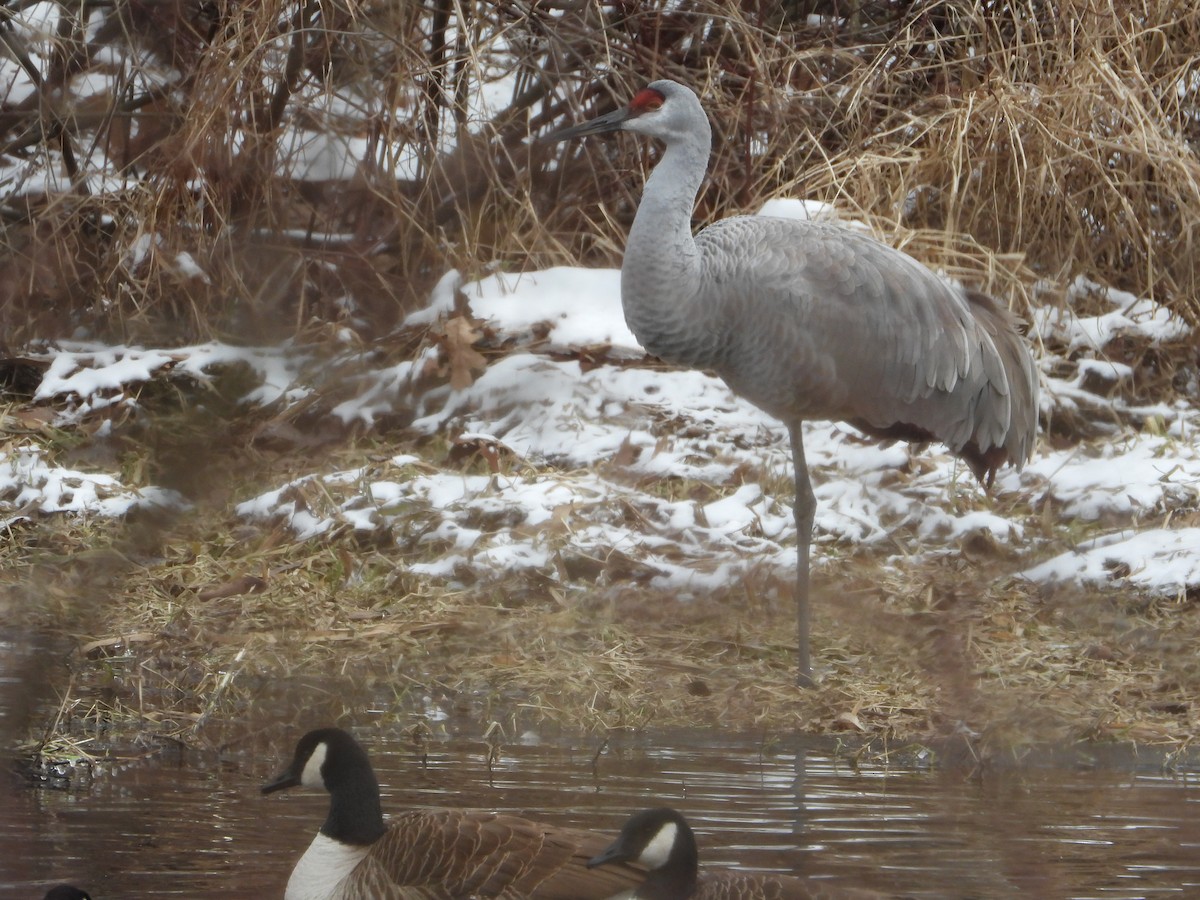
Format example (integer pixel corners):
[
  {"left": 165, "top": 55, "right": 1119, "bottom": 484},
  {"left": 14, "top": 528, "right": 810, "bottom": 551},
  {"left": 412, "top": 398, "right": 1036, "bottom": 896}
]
[{"left": 630, "top": 87, "right": 665, "bottom": 112}]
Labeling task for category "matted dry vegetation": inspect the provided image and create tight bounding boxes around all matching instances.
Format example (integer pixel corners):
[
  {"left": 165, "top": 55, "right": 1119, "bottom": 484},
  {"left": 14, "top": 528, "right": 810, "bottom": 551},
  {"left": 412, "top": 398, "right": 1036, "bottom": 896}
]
[
  {"left": 3, "top": 0, "right": 1200, "bottom": 773},
  {"left": 2, "top": 0, "right": 1199, "bottom": 343},
  {"left": 4, "top": 344, "right": 1200, "bottom": 777}
]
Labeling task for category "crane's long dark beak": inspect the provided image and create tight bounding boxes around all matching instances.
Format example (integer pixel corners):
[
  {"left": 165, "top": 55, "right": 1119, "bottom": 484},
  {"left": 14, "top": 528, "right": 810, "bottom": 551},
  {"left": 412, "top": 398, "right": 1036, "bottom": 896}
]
[
  {"left": 543, "top": 105, "right": 634, "bottom": 143},
  {"left": 586, "top": 838, "right": 632, "bottom": 869}
]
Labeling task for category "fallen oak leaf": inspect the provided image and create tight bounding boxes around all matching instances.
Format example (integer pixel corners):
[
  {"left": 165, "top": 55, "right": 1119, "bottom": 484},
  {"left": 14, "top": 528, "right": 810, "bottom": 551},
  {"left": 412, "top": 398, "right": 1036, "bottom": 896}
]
[{"left": 442, "top": 315, "right": 487, "bottom": 390}]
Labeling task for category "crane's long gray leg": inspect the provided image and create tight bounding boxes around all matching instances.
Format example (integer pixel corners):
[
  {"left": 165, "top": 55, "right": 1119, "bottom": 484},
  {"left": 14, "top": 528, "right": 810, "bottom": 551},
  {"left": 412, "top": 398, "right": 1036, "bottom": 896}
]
[{"left": 789, "top": 423, "right": 816, "bottom": 687}]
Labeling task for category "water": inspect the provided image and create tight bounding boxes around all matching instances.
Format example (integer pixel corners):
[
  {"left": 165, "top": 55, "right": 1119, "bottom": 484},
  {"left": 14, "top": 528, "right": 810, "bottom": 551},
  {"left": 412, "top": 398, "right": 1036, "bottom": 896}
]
[
  {"left": 5, "top": 724, "right": 1200, "bottom": 899},
  {"left": 3, "top": 629, "right": 1199, "bottom": 899}
]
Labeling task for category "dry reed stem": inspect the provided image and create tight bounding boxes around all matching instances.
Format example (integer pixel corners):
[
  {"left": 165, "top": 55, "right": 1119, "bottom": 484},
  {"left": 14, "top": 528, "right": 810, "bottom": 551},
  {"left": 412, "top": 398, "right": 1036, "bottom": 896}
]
[{"left": 1, "top": 0, "right": 1197, "bottom": 344}]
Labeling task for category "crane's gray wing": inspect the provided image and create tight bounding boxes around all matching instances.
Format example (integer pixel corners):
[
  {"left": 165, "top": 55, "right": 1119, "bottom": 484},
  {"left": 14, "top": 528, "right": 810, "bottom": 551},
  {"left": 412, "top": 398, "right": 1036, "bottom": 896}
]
[{"left": 694, "top": 216, "right": 1037, "bottom": 471}]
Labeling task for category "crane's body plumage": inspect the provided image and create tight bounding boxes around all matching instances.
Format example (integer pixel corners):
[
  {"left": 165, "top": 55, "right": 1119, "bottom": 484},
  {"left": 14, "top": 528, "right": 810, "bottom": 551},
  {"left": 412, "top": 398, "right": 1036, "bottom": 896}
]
[
  {"left": 550, "top": 79, "right": 1039, "bottom": 682},
  {"left": 691, "top": 217, "right": 1036, "bottom": 469}
]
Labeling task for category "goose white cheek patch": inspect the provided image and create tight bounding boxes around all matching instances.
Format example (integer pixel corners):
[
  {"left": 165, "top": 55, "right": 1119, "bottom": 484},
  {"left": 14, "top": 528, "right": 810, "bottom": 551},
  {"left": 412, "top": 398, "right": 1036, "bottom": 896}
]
[
  {"left": 640, "top": 822, "right": 678, "bottom": 868},
  {"left": 301, "top": 742, "right": 328, "bottom": 788}
]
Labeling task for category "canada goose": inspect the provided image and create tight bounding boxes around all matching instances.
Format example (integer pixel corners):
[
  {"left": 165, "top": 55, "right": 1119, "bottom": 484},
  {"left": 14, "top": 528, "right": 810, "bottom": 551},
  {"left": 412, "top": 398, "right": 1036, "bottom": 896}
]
[
  {"left": 43, "top": 887, "right": 92, "bottom": 900},
  {"left": 262, "top": 727, "right": 645, "bottom": 900},
  {"left": 588, "top": 807, "right": 883, "bottom": 899}
]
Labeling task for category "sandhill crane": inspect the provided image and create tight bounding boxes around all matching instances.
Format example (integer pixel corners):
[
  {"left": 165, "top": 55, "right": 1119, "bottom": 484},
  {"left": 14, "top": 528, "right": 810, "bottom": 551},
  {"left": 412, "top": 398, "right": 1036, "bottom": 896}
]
[{"left": 547, "top": 80, "right": 1039, "bottom": 685}]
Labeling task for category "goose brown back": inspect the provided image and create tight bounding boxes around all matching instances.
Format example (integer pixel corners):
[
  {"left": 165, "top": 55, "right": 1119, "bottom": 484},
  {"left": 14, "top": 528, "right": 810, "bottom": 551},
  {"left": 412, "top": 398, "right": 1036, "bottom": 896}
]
[{"left": 346, "top": 809, "right": 648, "bottom": 898}]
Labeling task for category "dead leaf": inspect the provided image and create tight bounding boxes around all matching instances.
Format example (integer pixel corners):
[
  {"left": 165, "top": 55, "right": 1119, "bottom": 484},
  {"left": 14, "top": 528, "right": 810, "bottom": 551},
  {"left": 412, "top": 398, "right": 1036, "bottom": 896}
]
[
  {"left": 10, "top": 407, "right": 57, "bottom": 430},
  {"left": 448, "top": 435, "right": 510, "bottom": 472},
  {"left": 610, "top": 433, "right": 640, "bottom": 468},
  {"left": 443, "top": 315, "right": 487, "bottom": 390},
  {"left": 197, "top": 574, "right": 268, "bottom": 602},
  {"left": 833, "top": 711, "right": 866, "bottom": 732},
  {"left": 346, "top": 609, "right": 386, "bottom": 620},
  {"left": 576, "top": 344, "right": 615, "bottom": 372},
  {"left": 79, "top": 633, "right": 157, "bottom": 656},
  {"left": 303, "top": 630, "right": 355, "bottom": 642}
]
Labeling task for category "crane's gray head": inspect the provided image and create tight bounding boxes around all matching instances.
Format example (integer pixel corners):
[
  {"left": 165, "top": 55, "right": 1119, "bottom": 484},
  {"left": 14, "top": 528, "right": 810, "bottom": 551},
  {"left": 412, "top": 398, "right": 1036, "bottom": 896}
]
[{"left": 545, "top": 80, "right": 710, "bottom": 146}]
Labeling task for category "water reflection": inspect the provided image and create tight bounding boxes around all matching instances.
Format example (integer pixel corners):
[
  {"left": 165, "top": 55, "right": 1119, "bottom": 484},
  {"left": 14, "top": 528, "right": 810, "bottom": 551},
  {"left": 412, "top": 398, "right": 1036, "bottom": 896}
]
[{"left": 4, "top": 723, "right": 1199, "bottom": 898}]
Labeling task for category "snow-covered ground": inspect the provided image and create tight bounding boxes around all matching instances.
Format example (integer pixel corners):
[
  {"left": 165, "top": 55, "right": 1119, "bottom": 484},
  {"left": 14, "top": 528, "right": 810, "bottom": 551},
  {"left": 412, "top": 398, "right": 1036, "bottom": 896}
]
[
  {"left": 4, "top": 1, "right": 1196, "bottom": 600},
  {"left": 6, "top": 248, "right": 1198, "bottom": 599}
]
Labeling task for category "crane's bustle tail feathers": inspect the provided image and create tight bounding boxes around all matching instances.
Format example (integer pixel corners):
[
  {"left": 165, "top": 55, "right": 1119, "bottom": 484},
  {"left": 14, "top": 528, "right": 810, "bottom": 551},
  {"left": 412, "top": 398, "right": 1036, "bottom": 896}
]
[
  {"left": 847, "top": 287, "right": 1037, "bottom": 487},
  {"left": 846, "top": 419, "right": 1005, "bottom": 487},
  {"left": 962, "top": 288, "right": 1039, "bottom": 470}
]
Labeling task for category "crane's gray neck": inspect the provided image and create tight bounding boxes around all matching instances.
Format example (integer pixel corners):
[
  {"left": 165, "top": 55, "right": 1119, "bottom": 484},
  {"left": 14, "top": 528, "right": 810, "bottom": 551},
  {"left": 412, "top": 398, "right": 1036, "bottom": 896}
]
[{"left": 621, "top": 122, "right": 712, "bottom": 368}]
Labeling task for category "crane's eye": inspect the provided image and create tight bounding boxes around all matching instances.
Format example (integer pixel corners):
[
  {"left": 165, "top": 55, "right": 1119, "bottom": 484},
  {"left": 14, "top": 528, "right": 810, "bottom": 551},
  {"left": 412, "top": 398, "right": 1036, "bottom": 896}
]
[{"left": 630, "top": 88, "right": 665, "bottom": 112}]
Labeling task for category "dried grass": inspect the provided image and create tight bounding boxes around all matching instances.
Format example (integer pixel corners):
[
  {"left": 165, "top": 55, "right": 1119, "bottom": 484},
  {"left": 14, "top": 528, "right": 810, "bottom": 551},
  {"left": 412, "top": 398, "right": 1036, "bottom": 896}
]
[
  {"left": 538, "top": 0, "right": 1200, "bottom": 321},
  {"left": 4, "top": 379, "right": 1198, "bottom": 770},
  {"left": 4, "top": 0, "right": 1200, "bottom": 770},
  {"left": 2, "top": 0, "right": 1198, "bottom": 347}
]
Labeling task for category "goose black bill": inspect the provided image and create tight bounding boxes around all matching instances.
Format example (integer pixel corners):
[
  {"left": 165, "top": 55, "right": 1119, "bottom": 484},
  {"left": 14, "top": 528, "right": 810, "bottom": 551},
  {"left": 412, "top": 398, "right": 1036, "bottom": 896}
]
[
  {"left": 586, "top": 840, "right": 632, "bottom": 869},
  {"left": 261, "top": 767, "right": 301, "bottom": 794}
]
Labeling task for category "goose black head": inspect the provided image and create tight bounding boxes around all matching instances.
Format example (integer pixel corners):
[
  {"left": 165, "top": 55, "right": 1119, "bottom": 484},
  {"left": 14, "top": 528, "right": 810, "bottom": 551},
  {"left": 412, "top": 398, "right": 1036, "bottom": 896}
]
[
  {"left": 44, "top": 887, "right": 92, "bottom": 900},
  {"left": 589, "top": 807, "right": 698, "bottom": 884},
  {"left": 262, "top": 727, "right": 386, "bottom": 846}
]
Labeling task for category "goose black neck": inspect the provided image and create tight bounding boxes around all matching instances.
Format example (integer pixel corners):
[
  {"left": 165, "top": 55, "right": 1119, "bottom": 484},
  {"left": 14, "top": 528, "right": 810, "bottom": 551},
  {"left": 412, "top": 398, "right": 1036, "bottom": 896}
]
[{"left": 320, "top": 742, "right": 387, "bottom": 846}]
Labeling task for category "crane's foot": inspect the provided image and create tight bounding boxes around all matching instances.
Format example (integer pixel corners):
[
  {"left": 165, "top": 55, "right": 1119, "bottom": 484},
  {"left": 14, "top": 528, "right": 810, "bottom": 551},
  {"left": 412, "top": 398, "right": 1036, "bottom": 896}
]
[{"left": 796, "top": 669, "right": 815, "bottom": 689}]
